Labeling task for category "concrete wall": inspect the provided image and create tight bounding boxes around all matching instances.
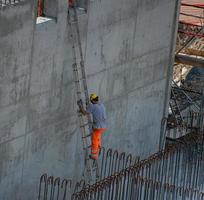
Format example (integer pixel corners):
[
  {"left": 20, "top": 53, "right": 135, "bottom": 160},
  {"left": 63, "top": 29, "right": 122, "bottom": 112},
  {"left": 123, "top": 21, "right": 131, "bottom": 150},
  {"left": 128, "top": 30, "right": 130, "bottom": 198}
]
[
  {"left": 0, "top": 1, "right": 36, "bottom": 199},
  {"left": 43, "top": 0, "right": 58, "bottom": 18},
  {"left": 85, "top": 0, "right": 179, "bottom": 155},
  {"left": 0, "top": 0, "right": 179, "bottom": 199}
]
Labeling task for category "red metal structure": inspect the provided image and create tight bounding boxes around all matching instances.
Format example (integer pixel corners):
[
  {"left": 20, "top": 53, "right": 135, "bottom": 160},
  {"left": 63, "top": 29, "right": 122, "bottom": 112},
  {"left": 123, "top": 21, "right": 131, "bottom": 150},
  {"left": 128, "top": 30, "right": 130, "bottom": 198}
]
[
  {"left": 37, "top": 0, "right": 44, "bottom": 17},
  {"left": 68, "top": 0, "right": 73, "bottom": 7},
  {"left": 180, "top": 0, "right": 204, "bottom": 26}
]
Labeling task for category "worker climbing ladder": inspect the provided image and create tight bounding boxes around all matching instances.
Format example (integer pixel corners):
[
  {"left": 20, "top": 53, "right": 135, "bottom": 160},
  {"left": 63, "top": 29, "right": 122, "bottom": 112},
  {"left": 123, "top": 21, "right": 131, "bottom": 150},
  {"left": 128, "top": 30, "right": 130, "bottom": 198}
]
[{"left": 67, "top": 3, "right": 99, "bottom": 183}]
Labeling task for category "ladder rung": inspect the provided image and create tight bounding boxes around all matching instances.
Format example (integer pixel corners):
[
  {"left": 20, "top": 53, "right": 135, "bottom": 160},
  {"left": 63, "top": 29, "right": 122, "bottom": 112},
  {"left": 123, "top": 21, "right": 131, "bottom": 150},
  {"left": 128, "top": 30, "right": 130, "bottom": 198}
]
[
  {"left": 86, "top": 167, "right": 98, "bottom": 173},
  {"left": 78, "top": 112, "right": 88, "bottom": 117},
  {"left": 78, "top": 112, "right": 84, "bottom": 117},
  {"left": 76, "top": 89, "right": 88, "bottom": 94},
  {"left": 74, "top": 78, "right": 85, "bottom": 83},
  {"left": 85, "top": 157, "right": 90, "bottom": 161},
  {"left": 80, "top": 123, "right": 89, "bottom": 128},
  {"left": 74, "top": 80, "right": 80, "bottom": 83},
  {"left": 82, "top": 134, "right": 91, "bottom": 138},
  {"left": 85, "top": 157, "right": 97, "bottom": 164},
  {"left": 83, "top": 146, "right": 91, "bottom": 150},
  {"left": 76, "top": 90, "right": 88, "bottom": 95}
]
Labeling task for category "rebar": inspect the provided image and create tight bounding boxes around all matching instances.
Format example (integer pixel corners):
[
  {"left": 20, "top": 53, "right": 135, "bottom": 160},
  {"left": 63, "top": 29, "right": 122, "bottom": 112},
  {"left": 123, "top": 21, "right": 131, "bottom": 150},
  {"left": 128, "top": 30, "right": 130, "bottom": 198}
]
[
  {"left": 72, "top": 133, "right": 204, "bottom": 200},
  {"left": 38, "top": 175, "right": 72, "bottom": 200},
  {"left": 37, "top": 148, "right": 139, "bottom": 200},
  {"left": 38, "top": 133, "right": 204, "bottom": 200}
]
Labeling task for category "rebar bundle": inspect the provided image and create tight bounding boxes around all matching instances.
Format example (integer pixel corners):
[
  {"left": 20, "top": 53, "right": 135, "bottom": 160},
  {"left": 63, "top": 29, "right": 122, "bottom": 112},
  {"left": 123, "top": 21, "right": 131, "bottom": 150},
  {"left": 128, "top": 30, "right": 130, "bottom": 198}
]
[
  {"left": 38, "top": 148, "right": 139, "bottom": 200},
  {"left": 72, "top": 134, "right": 204, "bottom": 200},
  {"left": 38, "top": 133, "right": 204, "bottom": 200}
]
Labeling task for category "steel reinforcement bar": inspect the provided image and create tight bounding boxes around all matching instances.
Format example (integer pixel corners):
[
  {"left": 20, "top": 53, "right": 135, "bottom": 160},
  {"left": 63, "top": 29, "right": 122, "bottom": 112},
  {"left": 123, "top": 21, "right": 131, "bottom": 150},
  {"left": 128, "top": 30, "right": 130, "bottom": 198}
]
[
  {"left": 38, "top": 148, "right": 140, "bottom": 200},
  {"left": 71, "top": 175, "right": 204, "bottom": 200},
  {"left": 72, "top": 133, "right": 204, "bottom": 200},
  {"left": 166, "top": 110, "right": 204, "bottom": 139}
]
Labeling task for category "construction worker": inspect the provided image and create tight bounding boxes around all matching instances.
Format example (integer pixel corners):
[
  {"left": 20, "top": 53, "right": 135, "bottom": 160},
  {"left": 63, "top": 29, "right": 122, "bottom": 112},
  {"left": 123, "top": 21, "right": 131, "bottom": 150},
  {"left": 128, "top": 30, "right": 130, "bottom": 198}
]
[{"left": 77, "top": 94, "right": 107, "bottom": 160}]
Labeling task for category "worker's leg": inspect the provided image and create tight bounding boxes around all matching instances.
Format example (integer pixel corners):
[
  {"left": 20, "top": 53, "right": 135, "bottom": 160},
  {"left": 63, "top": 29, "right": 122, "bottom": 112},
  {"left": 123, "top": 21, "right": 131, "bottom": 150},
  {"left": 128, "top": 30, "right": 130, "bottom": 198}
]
[
  {"left": 91, "top": 129, "right": 100, "bottom": 160},
  {"left": 98, "top": 128, "right": 107, "bottom": 148},
  {"left": 96, "top": 128, "right": 107, "bottom": 154},
  {"left": 91, "top": 128, "right": 107, "bottom": 160},
  {"left": 98, "top": 131, "right": 101, "bottom": 148}
]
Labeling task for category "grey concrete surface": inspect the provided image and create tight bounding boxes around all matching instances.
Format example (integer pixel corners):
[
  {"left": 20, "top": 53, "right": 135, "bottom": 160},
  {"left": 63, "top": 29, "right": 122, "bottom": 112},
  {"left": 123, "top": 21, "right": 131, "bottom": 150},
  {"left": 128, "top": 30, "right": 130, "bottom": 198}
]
[
  {"left": 0, "top": 0, "right": 179, "bottom": 199},
  {"left": 43, "top": 0, "right": 58, "bottom": 18}
]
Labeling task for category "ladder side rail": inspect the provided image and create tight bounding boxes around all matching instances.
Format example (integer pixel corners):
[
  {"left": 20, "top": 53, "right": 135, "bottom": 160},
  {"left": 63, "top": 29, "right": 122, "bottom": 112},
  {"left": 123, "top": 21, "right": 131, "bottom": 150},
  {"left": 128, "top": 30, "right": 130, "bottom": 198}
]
[
  {"left": 72, "top": 8, "right": 93, "bottom": 133},
  {"left": 68, "top": 10, "right": 97, "bottom": 181},
  {"left": 68, "top": 10, "right": 91, "bottom": 150},
  {"left": 72, "top": 9, "right": 100, "bottom": 181},
  {"left": 73, "top": 8, "right": 88, "bottom": 99},
  {"left": 68, "top": 12, "right": 93, "bottom": 180},
  {"left": 69, "top": 21, "right": 89, "bottom": 153}
]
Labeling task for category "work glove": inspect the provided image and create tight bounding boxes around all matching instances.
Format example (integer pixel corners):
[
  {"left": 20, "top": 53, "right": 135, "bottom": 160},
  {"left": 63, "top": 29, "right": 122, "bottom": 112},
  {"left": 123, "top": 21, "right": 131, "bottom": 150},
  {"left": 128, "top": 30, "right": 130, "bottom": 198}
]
[{"left": 77, "top": 99, "right": 83, "bottom": 107}]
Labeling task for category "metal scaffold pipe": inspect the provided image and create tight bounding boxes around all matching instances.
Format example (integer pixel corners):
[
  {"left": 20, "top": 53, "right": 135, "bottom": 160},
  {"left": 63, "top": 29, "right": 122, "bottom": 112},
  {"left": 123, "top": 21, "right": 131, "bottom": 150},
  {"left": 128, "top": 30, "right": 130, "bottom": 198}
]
[
  {"left": 175, "top": 54, "right": 204, "bottom": 68},
  {"left": 181, "top": 3, "right": 204, "bottom": 9}
]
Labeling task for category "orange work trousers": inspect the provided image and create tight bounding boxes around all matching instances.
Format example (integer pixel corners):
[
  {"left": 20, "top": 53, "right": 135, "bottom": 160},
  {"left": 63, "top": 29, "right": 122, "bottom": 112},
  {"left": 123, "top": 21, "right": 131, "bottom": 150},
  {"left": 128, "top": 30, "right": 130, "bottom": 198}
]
[{"left": 91, "top": 128, "right": 106, "bottom": 159}]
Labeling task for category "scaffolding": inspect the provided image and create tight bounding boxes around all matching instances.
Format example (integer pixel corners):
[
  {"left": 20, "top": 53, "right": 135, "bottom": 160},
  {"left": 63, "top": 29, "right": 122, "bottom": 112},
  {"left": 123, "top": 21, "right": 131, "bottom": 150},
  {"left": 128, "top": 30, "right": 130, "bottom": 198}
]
[{"left": 169, "top": 0, "right": 204, "bottom": 141}]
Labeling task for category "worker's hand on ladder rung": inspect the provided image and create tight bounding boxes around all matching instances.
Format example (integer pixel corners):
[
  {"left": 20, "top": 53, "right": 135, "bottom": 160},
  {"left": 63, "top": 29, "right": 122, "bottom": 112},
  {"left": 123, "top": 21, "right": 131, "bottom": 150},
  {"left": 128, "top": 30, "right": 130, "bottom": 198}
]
[{"left": 77, "top": 99, "right": 83, "bottom": 107}]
